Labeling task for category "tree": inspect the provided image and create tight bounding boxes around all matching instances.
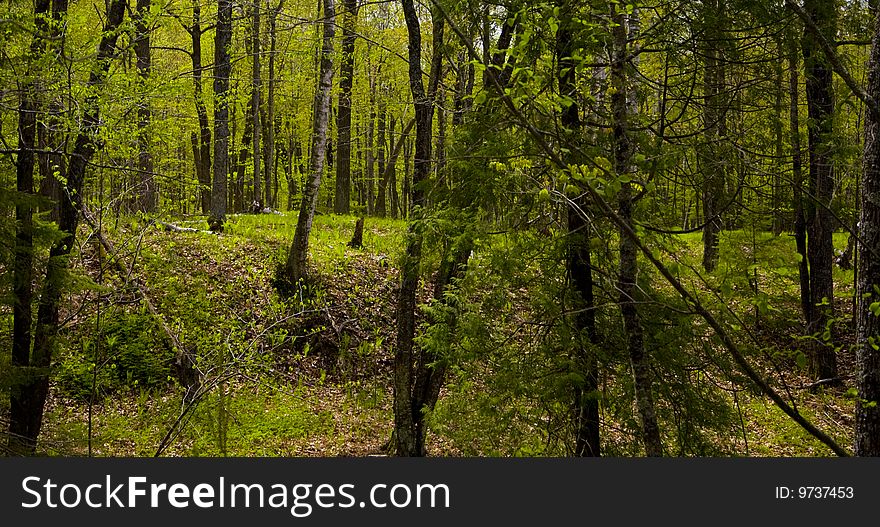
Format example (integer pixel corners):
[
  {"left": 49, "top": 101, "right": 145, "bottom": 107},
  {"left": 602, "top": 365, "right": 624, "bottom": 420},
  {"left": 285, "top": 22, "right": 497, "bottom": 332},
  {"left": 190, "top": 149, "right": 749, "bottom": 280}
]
[
  {"left": 611, "top": 5, "right": 662, "bottom": 457},
  {"left": 856, "top": 3, "right": 880, "bottom": 457},
  {"left": 133, "top": 0, "right": 156, "bottom": 213},
  {"left": 802, "top": 0, "right": 838, "bottom": 381},
  {"left": 252, "top": 0, "right": 263, "bottom": 209},
  {"left": 393, "top": 0, "right": 444, "bottom": 457},
  {"left": 9, "top": 0, "right": 127, "bottom": 455},
  {"left": 210, "top": 0, "right": 232, "bottom": 231},
  {"left": 335, "top": 0, "right": 358, "bottom": 214},
  {"left": 285, "top": 0, "right": 336, "bottom": 286},
  {"left": 556, "top": 0, "right": 600, "bottom": 457},
  {"left": 9, "top": 0, "right": 51, "bottom": 456}
]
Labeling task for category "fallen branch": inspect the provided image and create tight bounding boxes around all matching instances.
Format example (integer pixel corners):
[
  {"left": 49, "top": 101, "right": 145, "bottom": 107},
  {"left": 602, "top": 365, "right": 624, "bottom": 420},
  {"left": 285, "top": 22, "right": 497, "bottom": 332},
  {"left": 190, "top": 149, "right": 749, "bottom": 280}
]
[
  {"left": 82, "top": 205, "right": 201, "bottom": 400},
  {"left": 155, "top": 220, "right": 216, "bottom": 235}
]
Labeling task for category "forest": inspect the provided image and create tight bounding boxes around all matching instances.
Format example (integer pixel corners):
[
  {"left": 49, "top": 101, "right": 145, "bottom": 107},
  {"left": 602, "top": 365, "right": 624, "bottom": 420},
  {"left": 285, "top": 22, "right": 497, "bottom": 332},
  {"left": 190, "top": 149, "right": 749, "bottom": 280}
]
[{"left": 1, "top": 0, "right": 880, "bottom": 458}]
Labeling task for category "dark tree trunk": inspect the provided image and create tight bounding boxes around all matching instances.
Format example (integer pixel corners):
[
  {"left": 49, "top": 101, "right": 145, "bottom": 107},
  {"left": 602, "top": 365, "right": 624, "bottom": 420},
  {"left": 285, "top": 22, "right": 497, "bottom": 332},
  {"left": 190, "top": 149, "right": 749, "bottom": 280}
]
[
  {"left": 556, "top": 0, "right": 600, "bottom": 457},
  {"left": 366, "top": 74, "right": 377, "bottom": 214},
  {"left": 856, "top": 5, "right": 880, "bottom": 457},
  {"left": 394, "top": 0, "right": 441, "bottom": 457},
  {"left": 612, "top": 7, "right": 662, "bottom": 457},
  {"left": 133, "top": 0, "right": 156, "bottom": 213},
  {"left": 700, "top": 0, "right": 727, "bottom": 272},
  {"left": 347, "top": 216, "right": 365, "bottom": 248},
  {"left": 251, "top": 1, "right": 263, "bottom": 209},
  {"left": 375, "top": 100, "right": 387, "bottom": 217},
  {"left": 285, "top": 0, "right": 335, "bottom": 286},
  {"left": 11, "top": 0, "right": 126, "bottom": 455},
  {"left": 36, "top": 0, "right": 67, "bottom": 223},
  {"left": 8, "top": 0, "right": 51, "bottom": 457},
  {"left": 335, "top": 0, "right": 357, "bottom": 214},
  {"left": 264, "top": 0, "right": 283, "bottom": 209},
  {"left": 789, "top": 33, "right": 812, "bottom": 327},
  {"left": 210, "top": 0, "right": 232, "bottom": 230},
  {"left": 802, "top": 0, "right": 837, "bottom": 381},
  {"left": 403, "top": 137, "right": 411, "bottom": 218},
  {"left": 701, "top": 0, "right": 726, "bottom": 273},
  {"left": 190, "top": 0, "right": 212, "bottom": 215}
]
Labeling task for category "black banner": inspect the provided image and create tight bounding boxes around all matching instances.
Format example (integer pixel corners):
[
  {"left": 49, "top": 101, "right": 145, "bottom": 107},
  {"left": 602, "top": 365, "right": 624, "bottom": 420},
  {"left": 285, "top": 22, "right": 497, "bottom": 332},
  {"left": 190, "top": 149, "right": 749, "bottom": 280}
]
[{"left": 0, "top": 458, "right": 875, "bottom": 525}]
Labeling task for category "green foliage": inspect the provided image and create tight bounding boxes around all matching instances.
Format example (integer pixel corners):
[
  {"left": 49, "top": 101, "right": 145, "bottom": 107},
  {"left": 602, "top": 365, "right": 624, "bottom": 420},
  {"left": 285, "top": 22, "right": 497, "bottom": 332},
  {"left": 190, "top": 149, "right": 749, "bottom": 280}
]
[{"left": 55, "top": 311, "right": 172, "bottom": 401}]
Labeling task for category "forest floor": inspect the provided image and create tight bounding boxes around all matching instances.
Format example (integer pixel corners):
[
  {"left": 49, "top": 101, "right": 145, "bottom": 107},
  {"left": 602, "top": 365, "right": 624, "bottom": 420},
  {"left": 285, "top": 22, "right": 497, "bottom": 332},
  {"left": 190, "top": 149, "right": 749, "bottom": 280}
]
[{"left": 29, "top": 212, "right": 859, "bottom": 457}]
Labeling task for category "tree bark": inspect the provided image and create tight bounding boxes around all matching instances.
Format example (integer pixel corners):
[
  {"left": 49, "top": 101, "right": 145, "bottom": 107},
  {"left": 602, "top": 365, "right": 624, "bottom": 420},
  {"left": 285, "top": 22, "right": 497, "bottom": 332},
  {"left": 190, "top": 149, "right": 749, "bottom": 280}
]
[
  {"left": 133, "top": 0, "right": 156, "bottom": 213},
  {"left": 612, "top": 6, "right": 662, "bottom": 457},
  {"left": 210, "top": 0, "right": 232, "bottom": 230},
  {"left": 8, "top": 0, "right": 51, "bottom": 457},
  {"left": 556, "top": 0, "right": 600, "bottom": 457},
  {"left": 375, "top": 100, "right": 388, "bottom": 216},
  {"left": 856, "top": 5, "right": 880, "bottom": 457},
  {"left": 789, "top": 32, "right": 812, "bottom": 327},
  {"left": 10, "top": 0, "right": 126, "bottom": 455},
  {"left": 285, "top": 0, "right": 335, "bottom": 286},
  {"left": 700, "top": 0, "right": 726, "bottom": 273},
  {"left": 264, "top": 0, "right": 284, "bottom": 209},
  {"left": 190, "top": 0, "right": 212, "bottom": 215},
  {"left": 335, "top": 0, "right": 357, "bottom": 214},
  {"left": 394, "top": 0, "right": 441, "bottom": 457},
  {"left": 251, "top": 1, "right": 263, "bottom": 209},
  {"left": 802, "top": 0, "right": 838, "bottom": 381}
]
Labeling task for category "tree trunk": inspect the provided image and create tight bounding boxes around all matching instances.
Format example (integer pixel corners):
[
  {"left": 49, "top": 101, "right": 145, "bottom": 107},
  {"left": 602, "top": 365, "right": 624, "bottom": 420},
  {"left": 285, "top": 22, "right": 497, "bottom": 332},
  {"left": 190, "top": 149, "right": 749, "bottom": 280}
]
[
  {"left": 251, "top": 1, "right": 263, "bottom": 209},
  {"left": 701, "top": 0, "right": 725, "bottom": 273},
  {"left": 133, "top": 0, "right": 156, "bottom": 213},
  {"left": 335, "top": 0, "right": 357, "bottom": 214},
  {"left": 375, "top": 100, "right": 387, "bottom": 216},
  {"left": 264, "top": 0, "right": 283, "bottom": 209},
  {"left": 612, "top": 6, "right": 662, "bottom": 457},
  {"left": 210, "top": 0, "right": 232, "bottom": 230},
  {"left": 394, "top": 0, "right": 441, "bottom": 457},
  {"left": 556, "top": 0, "right": 600, "bottom": 457},
  {"left": 8, "top": 0, "right": 51, "bottom": 457},
  {"left": 190, "top": 0, "right": 212, "bottom": 215},
  {"left": 36, "top": 0, "right": 67, "bottom": 224},
  {"left": 802, "top": 0, "right": 837, "bottom": 381},
  {"left": 285, "top": 0, "right": 335, "bottom": 286},
  {"left": 789, "top": 33, "right": 812, "bottom": 327},
  {"left": 366, "top": 73, "right": 377, "bottom": 214},
  {"left": 10, "top": 0, "right": 126, "bottom": 455},
  {"left": 856, "top": 5, "right": 880, "bottom": 457}
]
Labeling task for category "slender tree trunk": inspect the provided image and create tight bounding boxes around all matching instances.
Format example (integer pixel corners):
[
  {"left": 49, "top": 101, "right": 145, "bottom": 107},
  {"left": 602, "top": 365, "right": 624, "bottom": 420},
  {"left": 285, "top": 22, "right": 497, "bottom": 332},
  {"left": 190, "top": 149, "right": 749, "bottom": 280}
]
[
  {"left": 251, "top": 1, "right": 263, "bottom": 209},
  {"left": 789, "top": 33, "right": 812, "bottom": 325},
  {"left": 36, "top": 0, "right": 67, "bottom": 223},
  {"left": 403, "top": 137, "right": 411, "bottom": 218},
  {"left": 394, "top": 0, "right": 441, "bottom": 457},
  {"left": 612, "top": 6, "right": 662, "bottom": 457},
  {"left": 802, "top": 0, "right": 837, "bottom": 380},
  {"left": 264, "top": 0, "right": 283, "bottom": 210},
  {"left": 366, "top": 73, "right": 377, "bottom": 214},
  {"left": 285, "top": 0, "right": 335, "bottom": 286},
  {"left": 335, "top": 0, "right": 357, "bottom": 214},
  {"left": 133, "top": 0, "right": 156, "bottom": 212},
  {"left": 556, "top": 0, "right": 600, "bottom": 457},
  {"left": 375, "top": 100, "right": 387, "bottom": 217},
  {"left": 701, "top": 0, "right": 725, "bottom": 273},
  {"left": 190, "top": 0, "right": 212, "bottom": 215},
  {"left": 11, "top": 0, "right": 126, "bottom": 455},
  {"left": 856, "top": 4, "right": 880, "bottom": 457},
  {"left": 8, "top": 0, "right": 51, "bottom": 457},
  {"left": 210, "top": 0, "right": 232, "bottom": 230},
  {"left": 773, "top": 38, "right": 785, "bottom": 236}
]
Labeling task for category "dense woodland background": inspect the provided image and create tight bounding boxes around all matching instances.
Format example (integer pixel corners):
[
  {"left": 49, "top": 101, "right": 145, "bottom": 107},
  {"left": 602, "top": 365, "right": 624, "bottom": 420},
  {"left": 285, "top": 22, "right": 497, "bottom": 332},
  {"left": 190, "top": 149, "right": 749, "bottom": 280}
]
[{"left": 2, "top": 0, "right": 880, "bottom": 457}]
